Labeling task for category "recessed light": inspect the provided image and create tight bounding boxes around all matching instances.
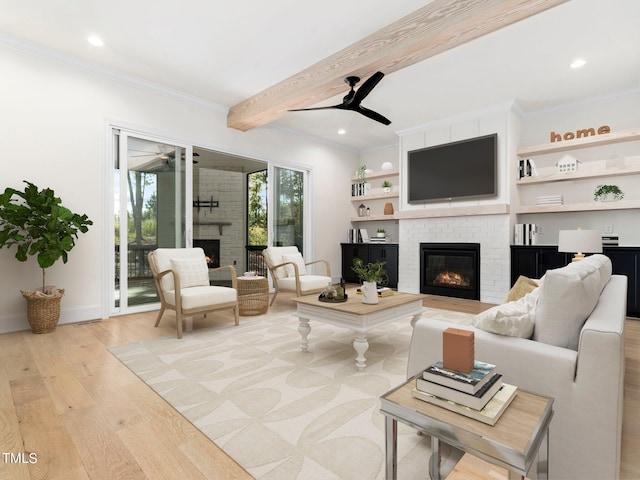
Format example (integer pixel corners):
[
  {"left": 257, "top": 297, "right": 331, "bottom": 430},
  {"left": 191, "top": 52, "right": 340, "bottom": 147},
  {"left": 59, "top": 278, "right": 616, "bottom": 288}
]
[
  {"left": 338, "top": 129, "right": 346, "bottom": 135},
  {"left": 88, "top": 36, "right": 104, "bottom": 47},
  {"left": 570, "top": 58, "right": 586, "bottom": 69}
]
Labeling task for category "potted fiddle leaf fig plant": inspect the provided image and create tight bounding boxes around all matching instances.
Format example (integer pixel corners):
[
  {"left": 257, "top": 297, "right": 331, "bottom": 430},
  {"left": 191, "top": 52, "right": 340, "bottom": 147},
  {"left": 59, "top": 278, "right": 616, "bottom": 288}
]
[{"left": 0, "top": 181, "right": 92, "bottom": 333}]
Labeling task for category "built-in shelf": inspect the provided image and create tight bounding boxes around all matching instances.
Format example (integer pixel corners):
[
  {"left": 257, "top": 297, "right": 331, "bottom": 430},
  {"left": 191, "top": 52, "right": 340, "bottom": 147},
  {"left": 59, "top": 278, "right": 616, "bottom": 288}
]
[
  {"left": 516, "top": 164, "right": 640, "bottom": 185},
  {"left": 351, "top": 192, "right": 399, "bottom": 201},
  {"left": 194, "top": 221, "right": 232, "bottom": 234},
  {"left": 516, "top": 200, "right": 640, "bottom": 214},
  {"left": 351, "top": 169, "right": 398, "bottom": 182},
  {"left": 351, "top": 214, "right": 395, "bottom": 222},
  {"left": 517, "top": 128, "right": 640, "bottom": 157}
]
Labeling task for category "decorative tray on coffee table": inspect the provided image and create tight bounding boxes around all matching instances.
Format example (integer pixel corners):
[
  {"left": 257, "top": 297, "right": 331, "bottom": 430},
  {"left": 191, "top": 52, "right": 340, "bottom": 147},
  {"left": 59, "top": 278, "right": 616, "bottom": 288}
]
[{"left": 318, "top": 293, "right": 348, "bottom": 303}]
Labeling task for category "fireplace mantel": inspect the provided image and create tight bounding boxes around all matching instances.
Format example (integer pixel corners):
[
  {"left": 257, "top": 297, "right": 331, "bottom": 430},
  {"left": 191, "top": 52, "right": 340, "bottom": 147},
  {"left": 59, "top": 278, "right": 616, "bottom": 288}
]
[{"left": 396, "top": 203, "right": 509, "bottom": 220}]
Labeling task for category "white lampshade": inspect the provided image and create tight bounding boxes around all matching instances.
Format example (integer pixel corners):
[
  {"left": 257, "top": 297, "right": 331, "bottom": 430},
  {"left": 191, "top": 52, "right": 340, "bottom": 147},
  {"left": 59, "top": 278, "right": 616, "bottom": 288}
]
[{"left": 558, "top": 229, "right": 602, "bottom": 262}]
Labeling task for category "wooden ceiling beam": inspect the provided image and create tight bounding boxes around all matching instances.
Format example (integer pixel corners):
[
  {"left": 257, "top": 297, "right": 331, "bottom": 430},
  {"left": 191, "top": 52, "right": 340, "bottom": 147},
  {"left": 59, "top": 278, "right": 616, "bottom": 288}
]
[{"left": 227, "top": 0, "right": 568, "bottom": 131}]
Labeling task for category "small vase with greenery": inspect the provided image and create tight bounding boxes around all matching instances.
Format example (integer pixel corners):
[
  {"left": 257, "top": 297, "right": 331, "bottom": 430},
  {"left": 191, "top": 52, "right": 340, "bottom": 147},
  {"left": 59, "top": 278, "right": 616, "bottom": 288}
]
[
  {"left": 382, "top": 180, "right": 391, "bottom": 193},
  {"left": 0, "top": 181, "right": 92, "bottom": 332},
  {"left": 352, "top": 258, "right": 387, "bottom": 304},
  {"left": 376, "top": 228, "right": 386, "bottom": 238},
  {"left": 593, "top": 184, "right": 624, "bottom": 202},
  {"left": 356, "top": 165, "right": 367, "bottom": 182},
  {"left": 351, "top": 258, "right": 387, "bottom": 284}
]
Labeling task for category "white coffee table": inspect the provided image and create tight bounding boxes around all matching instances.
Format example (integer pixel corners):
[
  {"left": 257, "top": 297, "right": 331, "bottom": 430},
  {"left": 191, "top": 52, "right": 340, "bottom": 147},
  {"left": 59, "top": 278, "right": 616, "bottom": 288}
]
[{"left": 291, "top": 289, "right": 425, "bottom": 370}]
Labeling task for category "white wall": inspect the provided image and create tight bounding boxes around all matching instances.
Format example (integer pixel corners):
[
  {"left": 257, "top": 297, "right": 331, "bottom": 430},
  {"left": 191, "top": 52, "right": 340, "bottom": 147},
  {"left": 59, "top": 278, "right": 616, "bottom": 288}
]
[{"left": 0, "top": 44, "right": 356, "bottom": 333}]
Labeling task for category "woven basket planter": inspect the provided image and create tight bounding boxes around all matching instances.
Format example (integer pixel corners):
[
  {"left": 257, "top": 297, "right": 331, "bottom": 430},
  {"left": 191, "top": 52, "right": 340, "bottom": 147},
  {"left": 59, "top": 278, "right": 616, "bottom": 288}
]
[{"left": 21, "top": 288, "right": 65, "bottom": 334}]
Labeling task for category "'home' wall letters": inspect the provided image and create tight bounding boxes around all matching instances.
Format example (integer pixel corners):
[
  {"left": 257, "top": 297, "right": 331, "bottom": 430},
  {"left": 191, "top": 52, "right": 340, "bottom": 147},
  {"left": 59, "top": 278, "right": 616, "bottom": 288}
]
[{"left": 550, "top": 125, "right": 610, "bottom": 143}]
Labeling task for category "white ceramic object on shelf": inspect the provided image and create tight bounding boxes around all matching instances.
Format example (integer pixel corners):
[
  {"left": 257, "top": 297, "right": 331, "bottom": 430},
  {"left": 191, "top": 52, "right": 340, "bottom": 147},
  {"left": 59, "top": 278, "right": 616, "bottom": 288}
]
[{"left": 381, "top": 162, "right": 393, "bottom": 171}]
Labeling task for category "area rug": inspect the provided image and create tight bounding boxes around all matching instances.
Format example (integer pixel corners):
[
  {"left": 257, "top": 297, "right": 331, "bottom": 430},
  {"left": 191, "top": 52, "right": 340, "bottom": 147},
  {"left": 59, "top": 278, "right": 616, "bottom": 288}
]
[{"left": 109, "top": 307, "right": 473, "bottom": 479}]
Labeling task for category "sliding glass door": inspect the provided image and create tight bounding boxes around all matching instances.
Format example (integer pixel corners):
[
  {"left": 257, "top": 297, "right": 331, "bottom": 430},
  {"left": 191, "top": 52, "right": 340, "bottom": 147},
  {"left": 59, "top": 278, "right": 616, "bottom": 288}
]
[
  {"left": 269, "top": 166, "right": 307, "bottom": 253},
  {"left": 112, "top": 131, "right": 192, "bottom": 314}
]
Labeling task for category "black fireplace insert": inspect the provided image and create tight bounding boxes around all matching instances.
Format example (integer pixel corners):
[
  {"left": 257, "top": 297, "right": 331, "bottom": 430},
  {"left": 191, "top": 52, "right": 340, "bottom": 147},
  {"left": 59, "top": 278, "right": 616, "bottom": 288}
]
[
  {"left": 420, "top": 243, "right": 480, "bottom": 300},
  {"left": 193, "top": 239, "right": 220, "bottom": 268}
]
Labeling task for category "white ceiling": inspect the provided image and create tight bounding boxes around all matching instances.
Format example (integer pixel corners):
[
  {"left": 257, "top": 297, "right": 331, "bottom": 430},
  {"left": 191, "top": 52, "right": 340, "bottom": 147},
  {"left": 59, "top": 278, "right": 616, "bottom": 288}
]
[{"left": 1, "top": 0, "right": 639, "bottom": 152}]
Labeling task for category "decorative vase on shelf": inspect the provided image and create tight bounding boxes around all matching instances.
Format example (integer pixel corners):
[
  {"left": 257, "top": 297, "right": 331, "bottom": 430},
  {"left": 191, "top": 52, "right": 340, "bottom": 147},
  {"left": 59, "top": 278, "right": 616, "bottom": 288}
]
[
  {"left": 361, "top": 281, "right": 378, "bottom": 304},
  {"left": 384, "top": 203, "right": 394, "bottom": 215}
]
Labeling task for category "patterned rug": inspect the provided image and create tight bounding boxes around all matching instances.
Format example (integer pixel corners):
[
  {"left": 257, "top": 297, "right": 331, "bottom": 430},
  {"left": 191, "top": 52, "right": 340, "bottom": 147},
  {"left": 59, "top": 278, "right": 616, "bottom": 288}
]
[{"left": 109, "top": 307, "right": 473, "bottom": 479}]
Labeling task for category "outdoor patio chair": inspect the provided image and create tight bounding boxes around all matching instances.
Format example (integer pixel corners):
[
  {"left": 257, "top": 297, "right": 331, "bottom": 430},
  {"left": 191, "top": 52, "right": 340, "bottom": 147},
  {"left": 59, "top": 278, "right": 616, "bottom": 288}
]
[
  {"left": 263, "top": 246, "right": 331, "bottom": 305},
  {"left": 148, "top": 247, "right": 239, "bottom": 338}
]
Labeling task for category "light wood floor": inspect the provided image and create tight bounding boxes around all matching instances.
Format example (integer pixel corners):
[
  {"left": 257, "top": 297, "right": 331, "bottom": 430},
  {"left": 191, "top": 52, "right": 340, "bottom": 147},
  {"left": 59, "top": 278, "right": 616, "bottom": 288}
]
[{"left": 0, "top": 293, "right": 638, "bottom": 479}]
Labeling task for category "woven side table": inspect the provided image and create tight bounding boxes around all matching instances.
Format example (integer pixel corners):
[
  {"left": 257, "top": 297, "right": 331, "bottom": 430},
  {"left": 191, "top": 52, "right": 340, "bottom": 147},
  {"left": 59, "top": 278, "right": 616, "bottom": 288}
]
[{"left": 237, "top": 276, "right": 269, "bottom": 316}]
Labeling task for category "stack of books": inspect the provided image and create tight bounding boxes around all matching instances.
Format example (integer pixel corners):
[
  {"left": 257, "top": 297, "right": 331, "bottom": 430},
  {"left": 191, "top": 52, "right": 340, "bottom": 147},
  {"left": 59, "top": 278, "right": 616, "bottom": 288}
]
[
  {"left": 355, "top": 287, "right": 394, "bottom": 297},
  {"left": 351, "top": 182, "right": 367, "bottom": 196},
  {"left": 377, "top": 287, "right": 393, "bottom": 297},
  {"left": 602, "top": 234, "right": 619, "bottom": 246},
  {"left": 514, "top": 223, "right": 539, "bottom": 245},
  {"left": 347, "top": 228, "right": 369, "bottom": 243},
  {"left": 518, "top": 158, "right": 537, "bottom": 178},
  {"left": 535, "top": 194, "right": 564, "bottom": 206},
  {"left": 369, "top": 236, "right": 387, "bottom": 243},
  {"left": 411, "top": 360, "right": 517, "bottom": 425}
]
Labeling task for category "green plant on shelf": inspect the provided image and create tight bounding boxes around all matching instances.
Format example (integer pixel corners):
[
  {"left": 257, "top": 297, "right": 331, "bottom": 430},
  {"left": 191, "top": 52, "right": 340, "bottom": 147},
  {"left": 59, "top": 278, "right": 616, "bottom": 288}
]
[
  {"left": 356, "top": 165, "right": 367, "bottom": 182},
  {"left": 594, "top": 184, "right": 624, "bottom": 202}
]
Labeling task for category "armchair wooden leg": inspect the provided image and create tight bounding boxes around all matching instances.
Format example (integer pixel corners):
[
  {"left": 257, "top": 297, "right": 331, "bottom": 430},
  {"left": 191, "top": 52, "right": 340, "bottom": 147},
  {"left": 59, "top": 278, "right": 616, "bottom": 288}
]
[
  {"left": 269, "top": 291, "right": 278, "bottom": 306},
  {"left": 176, "top": 311, "right": 183, "bottom": 339},
  {"left": 154, "top": 305, "right": 166, "bottom": 327},
  {"left": 234, "top": 305, "right": 239, "bottom": 326}
]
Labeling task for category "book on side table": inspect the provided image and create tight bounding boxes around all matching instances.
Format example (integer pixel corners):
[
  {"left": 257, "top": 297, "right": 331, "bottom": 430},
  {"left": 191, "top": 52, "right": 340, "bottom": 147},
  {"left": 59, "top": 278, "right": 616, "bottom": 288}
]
[
  {"left": 411, "top": 383, "right": 518, "bottom": 425},
  {"left": 416, "top": 373, "right": 503, "bottom": 410},
  {"left": 422, "top": 360, "right": 496, "bottom": 394}
]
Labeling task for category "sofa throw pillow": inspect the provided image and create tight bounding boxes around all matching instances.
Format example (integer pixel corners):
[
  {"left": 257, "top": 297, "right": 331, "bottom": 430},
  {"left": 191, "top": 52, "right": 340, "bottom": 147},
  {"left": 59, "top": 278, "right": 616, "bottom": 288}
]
[
  {"left": 282, "top": 253, "right": 307, "bottom": 277},
  {"left": 473, "top": 288, "right": 539, "bottom": 338},
  {"left": 504, "top": 275, "right": 539, "bottom": 303},
  {"left": 170, "top": 258, "right": 210, "bottom": 289},
  {"left": 533, "top": 254, "right": 612, "bottom": 350}
]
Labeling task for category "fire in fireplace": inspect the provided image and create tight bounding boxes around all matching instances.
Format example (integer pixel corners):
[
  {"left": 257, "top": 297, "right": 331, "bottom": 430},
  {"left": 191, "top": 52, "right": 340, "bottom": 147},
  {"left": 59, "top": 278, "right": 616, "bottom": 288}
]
[
  {"left": 420, "top": 243, "right": 480, "bottom": 300},
  {"left": 434, "top": 270, "right": 471, "bottom": 287},
  {"left": 193, "top": 239, "right": 220, "bottom": 268}
]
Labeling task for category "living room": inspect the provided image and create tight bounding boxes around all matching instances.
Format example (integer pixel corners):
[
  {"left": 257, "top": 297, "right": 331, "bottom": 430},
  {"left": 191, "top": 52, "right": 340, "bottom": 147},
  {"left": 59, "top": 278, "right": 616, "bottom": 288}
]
[{"left": 1, "top": 1, "right": 639, "bottom": 479}]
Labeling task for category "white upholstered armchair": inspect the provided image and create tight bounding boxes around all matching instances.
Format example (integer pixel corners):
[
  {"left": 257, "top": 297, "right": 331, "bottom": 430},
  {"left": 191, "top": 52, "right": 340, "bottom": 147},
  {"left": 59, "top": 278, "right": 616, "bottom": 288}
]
[
  {"left": 148, "top": 247, "right": 239, "bottom": 338},
  {"left": 262, "top": 246, "right": 331, "bottom": 305}
]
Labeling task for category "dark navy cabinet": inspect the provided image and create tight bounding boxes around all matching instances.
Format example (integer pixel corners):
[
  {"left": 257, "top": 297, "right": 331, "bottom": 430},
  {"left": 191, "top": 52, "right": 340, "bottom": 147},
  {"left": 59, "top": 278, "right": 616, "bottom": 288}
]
[
  {"left": 511, "top": 245, "right": 639, "bottom": 317},
  {"left": 341, "top": 243, "right": 399, "bottom": 288}
]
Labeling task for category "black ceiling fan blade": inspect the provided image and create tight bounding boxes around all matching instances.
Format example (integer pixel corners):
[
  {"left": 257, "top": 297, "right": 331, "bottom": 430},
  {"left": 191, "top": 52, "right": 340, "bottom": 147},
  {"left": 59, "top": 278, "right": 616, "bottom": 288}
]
[
  {"left": 355, "top": 105, "right": 391, "bottom": 125},
  {"left": 352, "top": 71, "right": 384, "bottom": 104},
  {"left": 288, "top": 105, "right": 341, "bottom": 112}
]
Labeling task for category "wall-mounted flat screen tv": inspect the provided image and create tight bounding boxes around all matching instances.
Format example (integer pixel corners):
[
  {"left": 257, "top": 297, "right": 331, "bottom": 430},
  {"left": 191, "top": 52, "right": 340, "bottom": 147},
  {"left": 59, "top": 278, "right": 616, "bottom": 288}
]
[{"left": 407, "top": 133, "right": 497, "bottom": 203}]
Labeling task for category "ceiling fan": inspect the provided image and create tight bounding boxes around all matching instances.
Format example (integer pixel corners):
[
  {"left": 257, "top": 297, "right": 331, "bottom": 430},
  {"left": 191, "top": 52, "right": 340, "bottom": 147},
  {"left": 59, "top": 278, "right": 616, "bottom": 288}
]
[{"left": 289, "top": 71, "right": 391, "bottom": 125}]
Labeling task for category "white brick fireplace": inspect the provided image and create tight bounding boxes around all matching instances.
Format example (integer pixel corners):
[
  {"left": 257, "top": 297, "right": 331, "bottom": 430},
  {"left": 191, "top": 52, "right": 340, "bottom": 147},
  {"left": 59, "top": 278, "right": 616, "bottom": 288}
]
[{"left": 398, "top": 214, "right": 511, "bottom": 304}]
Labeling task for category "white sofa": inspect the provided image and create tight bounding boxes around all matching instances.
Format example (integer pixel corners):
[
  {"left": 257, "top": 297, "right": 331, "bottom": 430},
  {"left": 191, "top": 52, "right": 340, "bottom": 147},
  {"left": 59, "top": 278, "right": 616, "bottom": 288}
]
[{"left": 407, "top": 254, "right": 626, "bottom": 479}]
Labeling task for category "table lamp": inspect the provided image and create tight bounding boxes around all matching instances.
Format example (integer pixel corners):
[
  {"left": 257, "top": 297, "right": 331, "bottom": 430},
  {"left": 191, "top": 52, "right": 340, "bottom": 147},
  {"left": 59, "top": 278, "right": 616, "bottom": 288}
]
[{"left": 558, "top": 229, "right": 602, "bottom": 262}]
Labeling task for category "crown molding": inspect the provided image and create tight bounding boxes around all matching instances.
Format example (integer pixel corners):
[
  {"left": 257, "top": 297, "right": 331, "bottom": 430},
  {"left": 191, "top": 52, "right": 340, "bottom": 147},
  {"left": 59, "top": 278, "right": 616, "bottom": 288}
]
[
  {"left": 516, "top": 86, "right": 640, "bottom": 119},
  {"left": 0, "top": 32, "right": 228, "bottom": 114}
]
